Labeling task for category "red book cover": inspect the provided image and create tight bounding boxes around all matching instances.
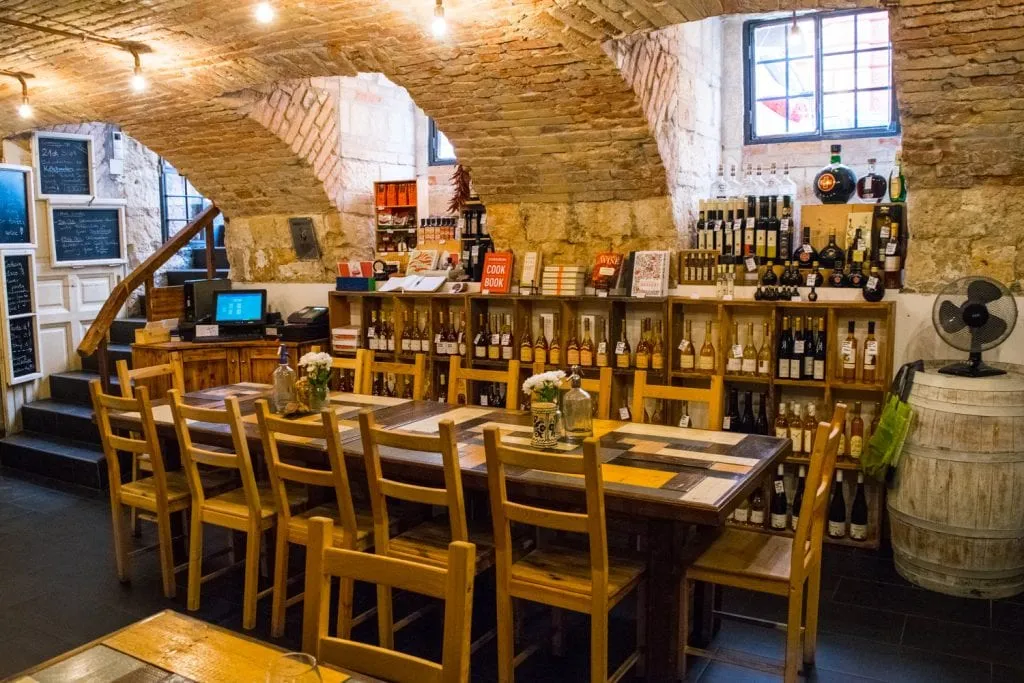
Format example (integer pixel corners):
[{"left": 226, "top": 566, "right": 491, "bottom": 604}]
[
  {"left": 481, "top": 252, "right": 514, "bottom": 294},
  {"left": 591, "top": 252, "right": 623, "bottom": 289}
]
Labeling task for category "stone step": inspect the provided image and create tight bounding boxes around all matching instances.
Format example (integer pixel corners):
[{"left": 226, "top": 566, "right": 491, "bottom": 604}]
[
  {"left": 49, "top": 371, "right": 121, "bottom": 406},
  {"left": 0, "top": 433, "right": 108, "bottom": 490},
  {"left": 81, "top": 343, "right": 132, "bottom": 374},
  {"left": 110, "top": 317, "right": 148, "bottom": 346},
  {"left": 22, "top": 399, "right": 100, "bottom": 445},
  {"left": 164, "top": 268, "right": 229, "bottom": 287}
]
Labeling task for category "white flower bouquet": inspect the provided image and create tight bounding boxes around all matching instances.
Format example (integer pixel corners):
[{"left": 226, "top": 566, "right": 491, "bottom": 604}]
[
  {"left": 522, "top": 370, "right": 565, "bottom": 404},
  {"left": 298, "top": 351, "right": 333, "bottom": 388}
]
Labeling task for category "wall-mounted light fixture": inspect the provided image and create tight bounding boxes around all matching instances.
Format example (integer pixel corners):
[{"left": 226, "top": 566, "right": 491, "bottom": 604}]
[
  {"left": 431, "top": 0, "right": 447, "bottom": 38},
  {"left": 130, "top": 50, "right": 147, "bottom": 92},
  {"left": 1, "top": 70, "right": 35, "bottom": 119}
]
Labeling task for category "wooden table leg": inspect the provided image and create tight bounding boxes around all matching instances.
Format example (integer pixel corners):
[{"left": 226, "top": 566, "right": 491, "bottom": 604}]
[
  {"left": 645, "top": 518, "right": 687, "bottom": 682},
  {"left": 690, "top": 581, "right": 718, "bottom": 649}
]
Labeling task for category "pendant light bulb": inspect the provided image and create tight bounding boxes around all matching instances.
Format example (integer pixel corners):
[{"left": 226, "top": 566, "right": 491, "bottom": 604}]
[
  {"left": 130, "top": 51, "right": 147, "bottom": 93},
  {"left": 789, "top": 11, "right": 802, "bottom": 39},
  {"left": 254, "top": 2, "right": 275, "bottom": 24},
  {"left": 17, "top": 98, "right": 32, "bottom": 120},
  {"left": 431, "top": 0, "right": 447, "bottom": 38}
]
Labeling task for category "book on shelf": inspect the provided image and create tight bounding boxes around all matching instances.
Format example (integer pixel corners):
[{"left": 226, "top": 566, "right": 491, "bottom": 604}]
[
  {"left": 520, "top": 251, "right": 542, "bottom": 291},
  {"left": 591, "top": 252, "right": 624, "bottom": 290},
  {"left": 405, "top": 249, "right": 439, "bottom": 274},
  {"left": 630, "top": 250, "right": 671, "bottom": 298},
  {"left": 337, "top": 260, "right": 373, "bottom": 278},
  {"left": 481, "top": 251, "right": 514, "bottom": 294},
  {"left": 376, "top": 275, "right": 447, "bottom": 293}
]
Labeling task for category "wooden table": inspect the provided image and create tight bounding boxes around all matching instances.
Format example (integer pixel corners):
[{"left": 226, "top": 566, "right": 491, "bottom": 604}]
[
  {"left": 110, "top": 384, "right": 792, "bottom": 682},
  {"left": 4, "top": 610, "right": 376, "bottom": 682}
]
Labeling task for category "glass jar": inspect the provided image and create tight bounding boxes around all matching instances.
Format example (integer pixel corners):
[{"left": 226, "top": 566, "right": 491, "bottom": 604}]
[{"left": 562, "top": 367, "right": 593, "bottom": 443}]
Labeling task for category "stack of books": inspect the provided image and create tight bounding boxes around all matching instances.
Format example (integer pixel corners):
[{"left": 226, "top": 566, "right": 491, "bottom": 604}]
[
  {"left": 542, "top": 265, "right": 587, "bottom": 295},
  {"left": 331, "top": 327, "right": 360, "bottom": 353}
]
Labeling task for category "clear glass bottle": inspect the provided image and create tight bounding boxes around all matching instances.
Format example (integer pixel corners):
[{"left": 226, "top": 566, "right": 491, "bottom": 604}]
[
  {"left": 271, "top": 345, "right": 296, "bottom": 414},
  {"left": 562, "top": 367, "right": 593, "bottom": 443}
]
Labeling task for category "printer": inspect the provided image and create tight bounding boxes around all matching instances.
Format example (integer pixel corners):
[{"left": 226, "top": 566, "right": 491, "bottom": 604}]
[{"left": 280, "top": 306, "right": 330, "bottom": 342}]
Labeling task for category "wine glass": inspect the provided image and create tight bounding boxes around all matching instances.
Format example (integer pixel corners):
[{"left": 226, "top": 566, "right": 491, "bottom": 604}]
[{"left": 265, "top": 653, "right": 322, "bottom": 683}]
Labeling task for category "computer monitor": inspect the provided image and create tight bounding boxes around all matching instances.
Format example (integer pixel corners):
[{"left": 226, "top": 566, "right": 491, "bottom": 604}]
[
  {"left": 213, "top": 290, "right": 266, "bottom": 325},
  {"left": 184, "top": 278, "right": 232, "bottom": 323}
]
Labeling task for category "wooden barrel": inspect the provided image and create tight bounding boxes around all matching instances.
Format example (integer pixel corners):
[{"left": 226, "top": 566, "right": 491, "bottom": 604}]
[{"left": 888, "top": 366, "right": 1024, "bottom": 598}]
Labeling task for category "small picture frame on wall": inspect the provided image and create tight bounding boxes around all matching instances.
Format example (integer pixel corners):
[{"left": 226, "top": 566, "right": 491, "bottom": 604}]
[
  {"left": 0, "top": 164, "right": 37, "bottom": 249},
  {"left": 33, "top": 132, "right": 95, "bottom": 203},
  {"left": 289, "top": 217, "right": 321, "bottom": 261}
]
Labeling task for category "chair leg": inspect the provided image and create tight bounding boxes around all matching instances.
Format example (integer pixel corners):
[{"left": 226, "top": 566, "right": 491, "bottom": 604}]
[
  {"left": 130, "top": 456, "right": 141, "bottom": 537},
  {"left": 590, "top": 608, "right": 608, "bottom": 683},
  {"left": 495, "top": 589, "right": 515, "bottom": 683},
  {"left": 678, "top": 577, "right": 691, "bottom": 681},
  {"left": 376, "top": 584, "right": 394, "bottom": 649},
  {"left": 270, "top": 525, "right": 289, "bottom": 638},
  {"left": 804, "top": 567, "right": 822, "bottom": 666},
  {"left": 156, "top": 510, "right": 177, "bottom": 599},
  {"left": 242, "top": 524, "right": 262, "bottom": 630},
  {"left": 187, "top": 509, "right": 204, "bottom": 611},
  {"left": 336, "top": 577, "right": 355, "bottom": 640},
  {"left": 110, "top": 501, "right": 129, "bottom": 583},
  {"left": 784, "top": 585, "right": 804, "bottom": 683},
  {"left": 635, "top": 581, "right": 647, "bottom": 677}
]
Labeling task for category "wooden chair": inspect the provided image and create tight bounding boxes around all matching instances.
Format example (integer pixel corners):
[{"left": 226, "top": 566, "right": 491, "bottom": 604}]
[
  {"left": 681, "top": 403, "right": 847, "bottom": 682},
  {"left": 447, "top": 355, "right": 520, "bottom": 408},
  {"left": 255, "top": 400, "right": 378, "bottom": 639},
  {"left": 359, "top": 410, "right": 498, "bottom": 650},
  {"left": 631, "top": 371, "right": 724, "bottom": 430},
  {"left": 303, "top": 516, "right": 476, "bottom": 683},
  {"left": 533, "top": 363, "right": 613, "bottom": 420},
  {"left": 362, "top": 352, "right": 427, "bottom": 400},
  {"left": 169, "top": 389, "right": 306, "bottom": 630},
  {"left": 484, "top": 427, "right": 647, "bottom": 682},
  {"left": 331, "top": 348, "right": 369, "bottom": 394},
  {"left": 91, "top": 380, "right": 188, "bottom": 598}
]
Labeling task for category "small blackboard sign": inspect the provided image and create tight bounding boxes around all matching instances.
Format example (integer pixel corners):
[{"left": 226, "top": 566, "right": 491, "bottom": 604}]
[
  {"left": 50, "top": 206, "right": 124, "bottom": 266},
  {"left": 8, "top": 316, "right": 38, "bottom": 380},
  {"left": 0, "top": 167, "right": 32, "bottom": 245},
  {"left": 4, "top": 254, "right": 32, "bottom": 317},
  {"left": 36, "top": 134, "right": 92, "bottom": 197}
]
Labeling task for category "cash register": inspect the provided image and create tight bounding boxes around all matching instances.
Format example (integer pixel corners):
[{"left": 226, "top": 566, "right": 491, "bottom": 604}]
[
  {"left": 193, "top": 290, "right": 267, "bottom": 342},
  {"left": 280, "top": 305, "right": 329, "bottom": 342}
]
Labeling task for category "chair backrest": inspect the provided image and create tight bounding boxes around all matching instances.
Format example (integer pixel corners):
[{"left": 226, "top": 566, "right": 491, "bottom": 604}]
[
  {"left": 91, "top": 380, "right": 168, "bottom": 501},
  {"left": 303, "top": 517, "right": 475, "bottom": 683},
  {"left": 362, "top": 353, "right": 427, "bottom": 400},
  {"left": 447, "top": 355, "right": 520, "bottom": 408},
  {"left": 331, "top": 349, "right": 370, "bottom": 395},
  {"left": 168, "top": 389, "right": 260, "bottom": 516},
  {"left": 791, "top": 402, "right": 847, "bottom": 579},
  {"left": 117, "top": 352, "right": 185, "bottom": 399},
  {"left": 631, "top": 370, "right": 724, "bottom": 430},
  {"left": 533, "top": 362, "right": 613, "bottom": 420},
  {"left": 483, "top": 427, "right": 608, "bottom": 606},
  {"left": 358, "top": 410, "right": 468, "bottom": 551},
  {"left": 255, "top": 400, "right": 361, "bottom": 547}
]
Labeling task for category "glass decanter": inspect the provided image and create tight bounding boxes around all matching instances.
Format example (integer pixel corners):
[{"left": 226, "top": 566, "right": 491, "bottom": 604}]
[
  {"left": 271, "top": 345, "right": 296, "bottom": 414},
  {"left": 562, "top": 366, "right": 593, "bottom": 443}
]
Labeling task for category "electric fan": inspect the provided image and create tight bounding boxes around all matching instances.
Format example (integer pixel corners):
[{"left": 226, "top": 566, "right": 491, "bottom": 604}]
[{"left": 932, "top": 276, "right": 1017, "bottom": 377}]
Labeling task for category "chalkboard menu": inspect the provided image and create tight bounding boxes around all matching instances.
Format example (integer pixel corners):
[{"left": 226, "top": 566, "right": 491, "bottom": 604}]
[
  {"left": 0, "top": 167, "right": 32, "bottom": 245},
  {"left": 4, "top": 254, "right": 31, "bottom": 317},
  {"left": 51, "top": 207, "right": 123, "bottom": 265},
  {"left": 37, "top": 135, "right": 92, "bottom": 197},
  {"left": 8, "top": 316, "right": 38, "bottom": 380}
]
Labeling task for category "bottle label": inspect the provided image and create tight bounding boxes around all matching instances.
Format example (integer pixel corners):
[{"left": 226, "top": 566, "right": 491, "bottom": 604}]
[
  {"left": 866, "top": 276, "right": 879, "bottom": 290},
  {"left": 865, "top": 340, "right": 878, "bottom": 369},
  {"left": 368, "top": 337, "right": 377, "bottom": 350},
  {"left": 549, "top": 349, "right": 561, "bottom": 365},
  {"left": 775, "top": 427, "right": 788, "bottom": 439},
  {"left": 387, "top": 339, "right": 395, "bottom": 351},
  {"left": 850, "top": 523, "right": 868, "bottom": 541},
  {"left": 615, "top": 341, "right": 626, "bottom": 355},
  {"left": 767, "top": 231, "right": 778, "bottom": 258},
  {"left": 790, "top": 359, "right": 802, "bottom": 378},
  {"left": 806, "top": 274, "right": 816, "bottom": 287},
  {"left": 491, "top": 334, "right": 500, "bottom": 346},
  {"left": 435, "top": 333, "right": 442, "bottom": 347},
  {"left": 679, "top": 415, "right": 691, "bottom": 428},
  {"left": 880, "top": 224, "right": 890, "bottom": 240},
  {"left": 410, "top": 339, "right": 421, "bottom": 352},
  {"left": 790, "top": 426, "right": 803, "bottom": 450},
  {"left": 817, "top": 172, "right": 837, "bottom": 194},
  {"left": 651, "top": 353, "right": 664, "bottom": 370},
  {"left": 828, "top": 521, "right": 845, "bottom": 537},
  {"left": 793, "top": 340, "right": 805, "bottom": 355},
  {"left": 745, "top": 256, "right": 757, "bottom": 272},
  {"left": 567, "top": 350, "right": 580, "bottom": 366},
  {"left": 885, "top": 241, "right": 898, "bottom": 256},
  {"left": 778, "top": 359, "right": 790, "bottom": 378},
  {"left": 699, "top": 355, "right": 714, "bottom": 370},
  {"left": 480, "top": 395, "right": 488, "bottom": 406},
  {"left": 774, "top": 480, "right": 785, "bottom": 494},
  {"left": 502, "top": 346, "right": 514, "bottom": 360},
  {"left": 459, "top": 341, "right": 467, "bottom": 356},
  {"left": 791, "top": 514, "right": 800, "bottom": 531},
  {"left": 803, "top": 429, "right": 813, "bottom": 453},
  {"left": 681, "top": 353, "right": 695, "bottom": 370},
  {"left": 885, "top": 255, "right": 900, "bottom": 272},
  {"left": 723, "top": 416, "right": 732, "bottom": 430},
  {"left": 803, "top": 356, "right": 814, "bottom": 376},
  {"left": 619, "top": 406, "right": 631, "bottom": 420},
  {"left": 535, "top": 349, "right": 547, "bottom": 365},
  {"left": 731, "top": 344, "right": 743, "bottom": 358},
  {"left": 813, "top": 360, "right": 825, "bottom": 380},
  {"left": 741, "top": 358, "right": 757, "bottom": 373},
  {"left": 727, "top": 357, "right": 741, "bottom": 373},
  {"left": 734, "top": 507, "right": 749, "bottom": 523},
  {"left": 850, "top": 435, "right": 863, "bottom": 459},
  {"left": 501, "top": 334, "right": 512, "bottom": 346},
  {"left": 758, "top": 359, "right": 770, "bottom": 375},
  {"left": 842, "top": 340, "right": 855, "bottom": 367},
  {"left": 771, "top": 513, "right": 787, "bottom": 529},
  {"left": 474, "top": 346, "right": 486, "bottom": 358},
  {"left": 635, "top": 352, "right": 649, "bottom": 369},
  {"left": 521, "top": 346, "right": 533, "bottom": 363},
  {"left": 750, "top": 510, "right": 764, "bottom": 525},
  {"left": 580, "top": 350, "right": 593, "bottom": 366}
]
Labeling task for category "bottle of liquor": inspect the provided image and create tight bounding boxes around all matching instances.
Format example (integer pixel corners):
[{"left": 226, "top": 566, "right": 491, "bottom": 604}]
[
  {"left": 742, "top": 322, "right": 758, "bottom": 375},
  {"left": 794, "top": 226, "right": 818, "bottom": 266},
  {"left": 841, "top": 321, "right": 857, "bottom": 382},
  {"left": 367, "top": 310, "right": 379, "bottom": 351},
  {"left": 635, "top": 319, "right": 650, "bottom": 370},
  {"left": 755, "top": 196, "right": 769, "bottom": 262},
  {"left": 850, "top": 401, "right": 864, "bottom": 461},
  {"left": 679, "top": 320, "right": 695, "bottom": 372},
  {"left": 446, "top": 311, "right": 459, "bottom": 355},
  {"left": 434, "top": 312, "right": 445, "bottom": 355},
  {"left": 883, "top": 223, "right": 901, "bottom": 290},
  {"left": 791, "top": 466, "right": 806, "bottom": 530},
  {"left": 761, "top": 261, "right": 779, "bottom": 287},
  {"left": 580, "top": 318, "right": 595, "bottom": 367},
  {"left": 437, "top": 372, "right": 448, "bottom": 403},
  {"left": 863, "top": 266, "right": 886, "bottom": 302},
  {"left": 651, "top": 321, "right": 667, "bottom": 370},
  {"left": 863, "top": 322, "right": 878, "bottom": 384},
  {"left": 755, "top": 394, "right": 770, "bottom": 435},
  {"left": 740, "top": 391, "right": 755, "bottom": 433},
  {"left": 767, "top": 196, "right": 780, "bottom": 262},
  {"left": 779, "top": 196, "right": 793, "bottom": 259},
  {"left": 790, "top": 317, "right": 805, "bottom": 380},
  {"left": 566, "top": 317, "right": 580, "bottom": 367},
  {"left": 724, "top": 389, "right": 738, "bottom": 432},
  {"left": 749, "top": 488, "right": 765, "bottom": 527},
  {"left": 806, "top": 261, "right": 824, "bottom": 290},
  {"left": 615, "top": 326, "right": 631, "bottom": 369},
  {"left": 848, "top": 251, "right": 867, "bottom": 289},
  {"left": 596, "top": 320, "right": 609, "bottom": 368},
  {"left": 474, "top": 314, "right": 488, "bottom": 359},
  {"left": 520, "top": 317, "right": 534, "bottom": 363},
  {"left": 618, "top": 393, "right": 633, "bottom": 422},
  {"left": 789, "top": 402, "right": 804, "bottom": 455},
  {"left": 650, "top": 400, "right": 664, "bottom": 426},
  {"left": 770, "top": 464, "right": 788, "bottom": 530},
  {"left": 803, "top": 403, "right": 817, "bottom": 455},
  {"left": 500, "top": 315, "right": 515, "bottom": 361},
  {"left": 457, "top": 312, "right": 467, "bottom": 357},
  {"left": 775, "top": 402, "right": 789, "bottom": 439},
  {"left": 870, "top": 401, "right": 881, "bottom": 443},
  {"left": 828, "top": 262, "right": 848, "bottom": 288},
  {"left": 850, "top": 473, "right": 869, "bottom": 541},
  {"left": 813, "top": 317, "right": 827, "bottom": 381},
  {"left": 699, "top": 321, "right": 716, "bottom": 373},
  {"left": 409, "top": 312, "right": 422, "bottom": 353},
  {"left": 726, "top": 322, "right": 742, "bottom": 375},
  {"left": 734, "top": 496, "right": 750, "bottom": 525},
  {"left": 488, "top": 314, "right": 501, "bottom": 360},
  {"left": 479, "top": 381, "right": 490, "bottom": 407},
  {"left": 828, "top": 471, "right": 847, "bottom": 538},
  {"left": 818, "top": 229, "right": 844, "bottom": 271},
  {"left": 757, "top": 321, "right": 772, "bottom": 377},
  {"left": 548, "top": 316, "right": 562, "bottom": 366},
  {"left": 534, "top": 320, "right": 548, "bottom": 366},
  {"left": 777, "top": 316, "right": 792, "bottom": 379},
  {"left": 802, "top": 317, "right": 816, "bottom": 380},
  {"left": 813, "top": 144, "right": 858, "bottom": 204},
  {"left": 743, "top": 196, "right": 756, "bottom": 260},
  {"left": 889, "top": 150, "right": 906, "bottom": 202},
  {"left": 857, "top": 157, "right": 888, "bottom": 202}
]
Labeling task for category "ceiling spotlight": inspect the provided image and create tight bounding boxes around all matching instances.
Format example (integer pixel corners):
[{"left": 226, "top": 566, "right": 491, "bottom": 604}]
[
  {"left": 789, "top": 11, "right": 803, "bottom": 39},
  {"left": 130, "top": 51, "right": 147, "bottom": 92},
  {"left": 431, "top": 0, "right": 447, "bottom": 38},
  {"left": 16, "top": 75, "right": 32, "bottom": 119},
  {"left": 254, "top": 2, "right": 275, "bottom": 24}
]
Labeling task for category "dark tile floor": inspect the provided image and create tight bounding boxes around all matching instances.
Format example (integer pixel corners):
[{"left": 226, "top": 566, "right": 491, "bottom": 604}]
[{"left": 0, "top": 469, "right": 1019, "bottom": 682}]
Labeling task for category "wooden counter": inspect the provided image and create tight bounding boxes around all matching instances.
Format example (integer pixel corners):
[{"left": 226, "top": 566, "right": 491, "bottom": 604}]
[{"left": 131, "top": 338, "right": 326, "bottom": 394}]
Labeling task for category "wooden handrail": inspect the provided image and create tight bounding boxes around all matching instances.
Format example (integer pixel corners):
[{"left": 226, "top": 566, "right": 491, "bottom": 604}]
[{"left": 77, "top": 204, "right": 221, "bottom": 358}]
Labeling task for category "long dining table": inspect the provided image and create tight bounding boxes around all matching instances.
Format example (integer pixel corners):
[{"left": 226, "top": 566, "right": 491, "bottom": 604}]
[{"left": 109, "top": 382, "right": 791, "bottom": 682}]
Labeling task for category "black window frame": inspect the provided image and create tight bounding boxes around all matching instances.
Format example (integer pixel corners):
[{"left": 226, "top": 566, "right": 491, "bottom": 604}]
[
  {"left": 743, "top": 8, "right": 900, "bottom": 145},
  {"left": 428, "top": 118, "right": 457, "bottom": 166},
  {"left": 159, "top": 158, "right": 223, "bottom": 246}
]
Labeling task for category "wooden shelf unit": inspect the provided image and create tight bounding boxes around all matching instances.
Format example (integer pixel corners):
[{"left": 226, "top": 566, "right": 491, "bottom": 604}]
[
  {"left": 374, "top": 180, "right": 419, "bottom": 255},
  {"left": 328, "top": 290, "right": 894, "bottom": 548}
]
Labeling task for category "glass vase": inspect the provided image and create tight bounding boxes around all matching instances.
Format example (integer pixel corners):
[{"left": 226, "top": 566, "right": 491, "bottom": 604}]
[{"left": 308, "top": 382, "right": 328, "bottom": 413}]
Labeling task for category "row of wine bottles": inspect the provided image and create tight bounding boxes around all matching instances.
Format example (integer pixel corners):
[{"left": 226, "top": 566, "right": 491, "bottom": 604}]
[{"left": 732, "top": 464, "right": 870, "bottom": 542}]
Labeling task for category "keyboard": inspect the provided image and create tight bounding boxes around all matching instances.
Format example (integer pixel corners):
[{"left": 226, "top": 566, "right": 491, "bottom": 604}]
[{"left": 192, "top": 333, "right": 265, "bottom": 343}]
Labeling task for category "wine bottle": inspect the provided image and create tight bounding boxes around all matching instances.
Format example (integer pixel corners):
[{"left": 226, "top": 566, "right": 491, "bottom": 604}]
[
  {"left": 457, "top": 313, "right": 467, "bottom": 356},
  {"left": 596, "top": 320, "right": 609, "bottom": 368},
  {"left": 566, "top": 317, "right": 580, "bottom": 367},
  {"left": 740, "top": 391, "right": 755, "bottom": 434},
  {"left": 698, "top": 321, "right": 715, "bottom": 373},
  {"left": 850, "top": 401, "right": 864, "bottom": 461},
  {"left": 777, "top": 316, "right": 791, "bottom": 379},
  {"left": 757, "top": 321, "right": 772, "bottom": 377},
  {"left": 863, "top": 321, "right": 878, "bottom": 383},
  {"left": 774, "top": 402, "right": 789, "bottom": 439},
  {"left": 548, "top": 315, "right": 561, "bottom": 366},
  {"left": 534, "top": 321, "right": 548, "bottom": 365},
  {"left": 813, "top": 144, "right": 858, "bottom": 204},
  {"left": 520, "top": 317, "right": 534, "bottom": 363},
  {"left": 755, "top": 394, "right": 770, "bottom": 435},
  {"left": 435, "top": 311, "right": 446, "bottom": 355},
  {"left": 501, "top": 315, "right": 515, "bottom": 361},
  {"left": 779, "top": 196, "right": 793, "bottom": 259},
  {"left": 488, "top": 314, "right": 501, "bottom": 360},
  {"left": 615, "top": 325, "right": 631, "bottom": 369},
  {"left": 848, "top": 251, "right": 867, "bottom": 289},
  {"left": 755, "top": 196, "right": 769, "bottom": 262},
  {"left": 841, "top": 321, "right": 857, "bottom": 382},
  {"left": 749, "top": 488, "right": 765, "bottom": 526},
  {"left": 726, "top": 322, "right": 742, "bottom": 375},
  {"left": 818, "top": 229, "right": 845, "bottom": 270},
  {"left": 679, "top": 320, "right": 695, "bottom": 371},
  {"left": 437, "top": 372, "right": 447, "bottom": 403},
  {"left": 850, "top": 473, "right": 869, "bottom": 541},
  {"left": 803, "top": 403, "right": 817, "bottom": 455},
  {"left": 724, "top": 389, "right": 738, "bottom": 432},
  {"left": 790, "top": 317, "right": 805, "bottom": 380},
  {"left": 770, "top": 464, "right": 788, "bottom": 530},
  {"left": 580, "top": 318, "right": 594, "bottom": 367},
  {"left": 883, "top": 222, "right": 902, "bottom": 290},
  {"left": 828, "top": 263, "right": 848, "bottom": 288},
  {"left": 474, "top": 314, "right": 487, "bottom": 359},
  {"left": 802, "top": 317, "right": 816, "bottom": 380},
  {"left": 368, "top": 310, "right": 379, "bottom": 351},
  {"left": 857, "top": 157, "right": 888, "bottom": 202},
  {"left": 734, "top": 496, "right": 750, "bottom": 524},
  {"left": 742, "top": 322, "right": 758, "bottom": 376},
  {"left": 828, "top": 471, "right": 847, "bottom": 538},
  {"left": 789, "top": 402, "right": 804, "bottom": 455},
  {"left": 635, "top": 318, "right": 650, "bottom": 370},
  {"left": 813, "top": 317, "right": 827, "bottom": 381},
  {"left": 791, "top": 466, "right": 806, "bottom": 531},
  {"left": 767, "top": 195, "right": 780, "bottom": 262}
]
